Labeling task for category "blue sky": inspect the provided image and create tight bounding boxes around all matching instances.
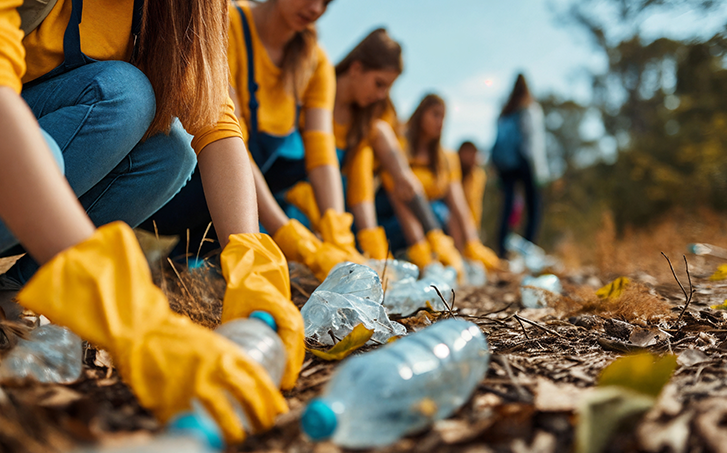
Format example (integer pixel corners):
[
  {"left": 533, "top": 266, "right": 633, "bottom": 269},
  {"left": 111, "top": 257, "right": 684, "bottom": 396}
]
[{"left": 317, "top": 0, "right": 727, "bottom": 151}]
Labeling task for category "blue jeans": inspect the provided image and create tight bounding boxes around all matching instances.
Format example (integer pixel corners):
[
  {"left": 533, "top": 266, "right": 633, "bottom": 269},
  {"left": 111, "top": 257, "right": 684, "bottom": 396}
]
[
  {"left": 375, "top": 189, "right": 450, "bottom": 253},
  {"left": 497, "top": 163, "right": 541, "bottom": 257},
  {"left": 0, "top": 61, "right": 197, "bottom": 283}
]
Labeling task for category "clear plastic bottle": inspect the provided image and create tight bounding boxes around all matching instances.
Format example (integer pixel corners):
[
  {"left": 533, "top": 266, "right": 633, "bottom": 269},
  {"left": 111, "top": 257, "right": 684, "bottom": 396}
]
[
  {"left": 367, "top": 259, "right": 420, "bottom": 283},
  {"left": 382, "top": 262, "right": 457, "bottom": 317},
  {"left": 463, "top": 260, "right": 488, "bottom": 287},
  {"left": 688, "top": 243, "right": 727, "bottom": 260},
  {"left": 302, "top": 263, "right": 406, "bottom": 345},
  {"left": 300, "top": 319, "right": 490, "bottom": 448},
  {"left": 0, "top": 324, "right": 83, "bottom": 384},
  {"left": 521, "top": 274, "right": 562, "bottom": 308},
  {"left": 505, "top": 233, "right": 548, "bottom": 274}
]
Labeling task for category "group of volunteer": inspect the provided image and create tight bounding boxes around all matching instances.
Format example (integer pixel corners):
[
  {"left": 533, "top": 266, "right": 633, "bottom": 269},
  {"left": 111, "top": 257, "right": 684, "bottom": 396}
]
[{"left": 0, "top": 0, "right": 545, "bottom": 444}]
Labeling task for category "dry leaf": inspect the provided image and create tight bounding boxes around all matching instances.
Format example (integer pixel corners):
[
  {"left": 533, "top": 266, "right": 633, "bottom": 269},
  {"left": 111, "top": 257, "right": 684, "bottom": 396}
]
[
  {"left": 535, "top": 378, "right": 590, "bottom": 412},
  {"left": 708, "top": 264, "right": 727, "bottom": 281},
  {"left": 676, "top": 349, "right": 709, "bottom": 367},
  {"left": 596, "top": 277, "right": 630, "bottom": 300},
  {"left": 309, "top": 324, "right": 373, "bottom": 361},
  {"left": 599, "top": 353, "right": 677, "bottom": 398}
]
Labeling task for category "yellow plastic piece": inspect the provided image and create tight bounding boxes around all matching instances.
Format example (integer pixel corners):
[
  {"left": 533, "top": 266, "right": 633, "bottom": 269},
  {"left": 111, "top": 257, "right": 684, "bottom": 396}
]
[
  {"left": 309, "top": 323, "right": 373, "bottom": 361},
  {"left": 357, "top": 227, "right": 390, "bottom": 260},
  {"left": 284, "top": 181, "right": 321, "bottom": 230},
  {"left": 220, "top": 233, "right": 305, "bottom": 391},
  {"left": 407, "top": 240, "right": 434, "bottom": 270},
  {"left": 596, "top": 277, "right": 630, "bottom": 300},
  {"left": 463, "top": 240, "right": 501, "bottom": 272},
  {"left": 427, "top": 230, "right": 465, "bottom": 280},
  {"left": 16, "top": 222, "right": 286, "bottom": 443}
]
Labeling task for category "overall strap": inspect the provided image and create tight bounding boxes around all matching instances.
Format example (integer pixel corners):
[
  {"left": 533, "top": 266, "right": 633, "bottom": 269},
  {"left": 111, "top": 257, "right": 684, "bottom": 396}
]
[
  {"left": 62, "top": 0, "right": 90, "bottom": 68},
  {"left": 236, "top": 4, "right": 261, "bottom": 160}
]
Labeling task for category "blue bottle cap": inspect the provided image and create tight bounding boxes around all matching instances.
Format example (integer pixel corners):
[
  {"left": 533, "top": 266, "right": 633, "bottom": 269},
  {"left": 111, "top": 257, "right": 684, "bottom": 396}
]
[
  {"left": 168, "top": 411, "right": 225, "bottom": 451},
  {"left": 300, "top": 399, "right": 337, "bottom": 441},
  {"left": 188, "top": 257, "right": 206, "bottom": 270},
  {"left": 250, "top": 311, "right": 277, "bottom": 332}
]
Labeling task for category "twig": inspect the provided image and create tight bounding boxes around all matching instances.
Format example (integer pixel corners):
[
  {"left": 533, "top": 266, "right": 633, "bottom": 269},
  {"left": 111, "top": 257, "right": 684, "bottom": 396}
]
[
  {"left": 513, "top": 314, "right": 530, "bottom": 339},
  {"left": 167, "top": 258, "right": 194, "bottom": 302},
  {"left": 153, "top": 221, "right": 167, "bottom": 291},
  {"left": 196, "top": 222, "right": 214, "bottom": 263},
  {"left": 381, "top": 258, "right": 390, "bottom": 307},
  {"left": 661, "top": 252, "right": 695, "bottom": 328},
  {"left": 431, "top": 285, "right": 455, "bottom": 318},
  {"left": 290, "top": 279, "right": 311, "bottom": 299},
  {"left": 484, "top": 303, "right": 513, "bottom": 316},
  {"left": 514, "top": 313, "right": 563, "bottom": 338},
  {"left": 495, "top": 355, "right": 529, "bottom": 401}
]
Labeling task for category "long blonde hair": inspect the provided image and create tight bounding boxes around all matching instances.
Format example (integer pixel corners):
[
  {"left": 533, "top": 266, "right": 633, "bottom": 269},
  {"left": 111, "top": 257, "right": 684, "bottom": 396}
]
[
  {"left": 406, "top": 94, "right": 447, "bottom": 177},
  {"left": 135, "top": 0, "right": 230, "bottom": 138},
  {"left": 336, "top": 28, "right": 403, "bottom": 153}
]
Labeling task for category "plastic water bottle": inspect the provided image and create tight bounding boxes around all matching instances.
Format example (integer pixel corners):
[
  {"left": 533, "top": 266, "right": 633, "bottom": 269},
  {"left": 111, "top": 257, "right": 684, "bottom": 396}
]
[
  {"left": 0, "top": 324, "right": 83, "bottom": 384},
  {"left": 302, "top": 263, "right": 406, "bottom": 345},
  {"left": 381, "top": 262, "right": 458, "bottom": 317},
  {"left": 463, "top": 260, "right": 488, "bottom": 287},
  {"left": 300, "top": 319, "right": 490, "bottom": 448},
  {"left": 367, "top": 259, "right": 420, "bottom": 284},
  {"left": 688, "top": 243, "right": 727, "bottom": 260},
  {"left": 505, "top": 233, "right": 549, "bottom": 274},
  {"left": 521, "top": 274, "right": 562, "bottom": 308}
]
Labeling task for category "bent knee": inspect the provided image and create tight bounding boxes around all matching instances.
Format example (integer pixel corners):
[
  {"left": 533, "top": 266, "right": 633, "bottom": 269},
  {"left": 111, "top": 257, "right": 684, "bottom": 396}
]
[{"left": 89, "top": 62, "right": 156, "bottom": 129}]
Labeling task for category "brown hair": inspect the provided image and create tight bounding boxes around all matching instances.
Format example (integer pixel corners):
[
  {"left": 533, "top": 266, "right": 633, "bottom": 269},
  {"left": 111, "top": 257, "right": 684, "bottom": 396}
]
[
  {"left": 135, "top": 0, "right": 230, "bottom": 139},
  {"left": 336, "top": 28, "right": 403, "bottom": 153},
  {"left": 280, "top": 25, "right": 318, "bottom": 98},
  {"left": 406, "top": 93, "right": 447, "bottom": 177},
  {"left": 501, "top": 73, "right": 533, "bottom": 117}
]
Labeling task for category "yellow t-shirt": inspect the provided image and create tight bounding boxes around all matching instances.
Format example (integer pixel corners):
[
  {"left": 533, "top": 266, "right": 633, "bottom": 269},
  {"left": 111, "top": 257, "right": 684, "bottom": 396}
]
[
  {"left": 228, "top": 2, "right": 337, "bottom": 172},
  {"left": 408, "top": 147, "right": 461, "bottom": 201},
  {"left": 462, "top": 166, "right": 486, "bottom": 227},
  {"left": 335, "top": 105, "right": 398, "bottom": 206},
  {"left": 0, "top": 0, "right": 25, "bottom": 93},
  {"left": 17, "top": 0, "right": 241, "bottom": 155}
]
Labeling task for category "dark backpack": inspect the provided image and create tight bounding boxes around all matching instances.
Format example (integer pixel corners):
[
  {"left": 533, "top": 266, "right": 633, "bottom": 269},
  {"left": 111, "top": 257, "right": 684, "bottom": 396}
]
[{"left": 491, "top": 111, "right": 526, "bottom": 172}]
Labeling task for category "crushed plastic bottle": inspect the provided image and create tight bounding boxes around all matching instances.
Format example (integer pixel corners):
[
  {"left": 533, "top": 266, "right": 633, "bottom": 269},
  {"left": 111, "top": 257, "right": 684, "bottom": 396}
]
[
  {"left": 0, "top": 324, "right": 82, "bottom": 384},
  {"left": 463, "top": 260, "right": 488, "bottom": 287},
  {"left": 382, "top": 262, "right": 457, "bottom": 317},
  {"left": 366, "top": 259, "right": 419, "bottom": 284},
  {"left": 300, "top": 319, "right": 490, "bottom": 448},
  {"left": 505, "top": 233, "right": 551, "bottom": 274},
  {"left": 688, "top": 243, "right": 727, "bottom": 260},
  {"left": 521, "top": 274, "right": 563, "bottom": 308},
  {"left": 301, "top": 263, "right": 406, "bottom": 345}
]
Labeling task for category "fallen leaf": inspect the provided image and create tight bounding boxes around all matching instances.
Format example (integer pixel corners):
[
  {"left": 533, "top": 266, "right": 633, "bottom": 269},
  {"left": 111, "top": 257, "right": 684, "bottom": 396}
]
[
  {"left": 638, "top": 410, "right": 692, "bottom": 453},
  {"left": 676, "top": 349, "right": 709, "bottom": 367},
  {"left": 599, "top": 353, "right": 677, "bottom": 398},
  {"left": 709, "top": 264, "right": 727, "bottom": 281},
  {"left": 596, "top": 277, "right": 630, "bottom": 299},
  {"left": 629, "top": 328, "right": 669, "bottom": 347},
  {"left": 710, "top": 299, "right": 727, "bottom": 310},
  {"left": 309, "top": 324, "right": 373, "bottom": 361},
  {"left": 535, "top": 378, "right": 590, "bottom": 412}
]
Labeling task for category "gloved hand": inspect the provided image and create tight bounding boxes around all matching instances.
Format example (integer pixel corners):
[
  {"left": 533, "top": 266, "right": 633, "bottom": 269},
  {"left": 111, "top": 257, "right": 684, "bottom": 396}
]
[
  {"left": 426, "top": 229, "right": 465, "bottom": 281},
  {"left": 219, "top": 233, "right": 305, "bottom": 391},
  {"left": 273, "top": 219, "right": 360, "bottom": 281},
  {"left": 407, "top": 239, "right": 433, "bottom": 270},
  {"left": 285, "top": 182, "right": 321, "bottom": 230},
  {"left": 463, "top": 240, "right": 501, "bottom": 272},
  {"left": 357, "top": 227, "right": 390, "bottom": 260},
  {"left": 16, "top": 222, "right": 286, "bottom": 443},
  {"left": 318, "top": 209, "right": 366, "bottom": 262}
]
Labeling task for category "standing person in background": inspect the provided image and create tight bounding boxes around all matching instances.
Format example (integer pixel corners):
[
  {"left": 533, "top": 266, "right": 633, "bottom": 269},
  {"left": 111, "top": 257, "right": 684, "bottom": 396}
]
[
  {"left": 144, "top": 0, "right": 364, "bottom": 281},
  {"left": 0, "top": 0, "right": 299, "bottom": 444},
  {"left": 458, "top": 140, "right": 487, "bottom": 233},
  {"left": 377, "top": 94, "right": 500, "bottom": 275},
  {"left": 491, "top": 73, "right": 548, "bottom": 257}
]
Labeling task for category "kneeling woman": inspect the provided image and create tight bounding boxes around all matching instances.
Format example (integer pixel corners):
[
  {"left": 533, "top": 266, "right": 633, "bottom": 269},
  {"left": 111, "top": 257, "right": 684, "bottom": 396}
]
[
  {"left": 378, "top": 94, "right": 500, "bottom": 272},
  {"left": 145, "top": 0, "right": 363, "bottom": 279},
  {"left": 0, "top": 0, "right": 303, "bottom": 443}
]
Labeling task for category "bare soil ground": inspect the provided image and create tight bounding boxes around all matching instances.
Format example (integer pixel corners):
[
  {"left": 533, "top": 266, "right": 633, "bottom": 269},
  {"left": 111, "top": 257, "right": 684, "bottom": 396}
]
[{"left": 2, "top": 233, "right": 727, "bottom": 453}]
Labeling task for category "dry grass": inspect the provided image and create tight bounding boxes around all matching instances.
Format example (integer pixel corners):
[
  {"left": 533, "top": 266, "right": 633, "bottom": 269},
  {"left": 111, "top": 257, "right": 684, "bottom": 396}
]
[{"left": 557, "top": 208, "right": 727, "bottom": 283}]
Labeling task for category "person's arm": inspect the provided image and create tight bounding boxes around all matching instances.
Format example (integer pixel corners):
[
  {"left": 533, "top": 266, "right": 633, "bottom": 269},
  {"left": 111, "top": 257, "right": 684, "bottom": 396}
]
[
  {"left": 0, "top": 87, "right": 95, "bottom": 262},
  {"left": 370, "top": 120, "right": 422, "bottom": 202},
  {"left": 304, "top": 107, "right": 344, "bottom": 213},
  {"left": 196, "top": 136, "right": 259, "bottom": 248}
]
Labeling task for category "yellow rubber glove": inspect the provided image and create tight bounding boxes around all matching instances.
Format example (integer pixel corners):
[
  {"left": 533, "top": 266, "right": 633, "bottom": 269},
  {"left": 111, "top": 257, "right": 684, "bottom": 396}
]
[
  {"left": 357, "top": 227, "right": 390, "bottom": 260},
  {"left": 407, "top": 239, "right": 434, "bottom": 270},
  {"left": 272, "top": 218, "right": 322, "bottom": 264},
  {"left": 463, "top": 240, "right": 502, "bottom": 272},
  {"left": 220, "top": 233, "right": 305, "bottom": 391},
  {"left": 284, "top": 182, "right": 321, "bottom": 231},
  {"left": 318, "top": 209, "right": 365, "bottom": 261},
  {"left": 272, "top": 219, "right": 359, "bottom": 281},
  {"left": 426, "top": 229, "right": 465, "bottom": 281},
  {"left": 15, "top": 222, "right": 287, "bottom": 443}
]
